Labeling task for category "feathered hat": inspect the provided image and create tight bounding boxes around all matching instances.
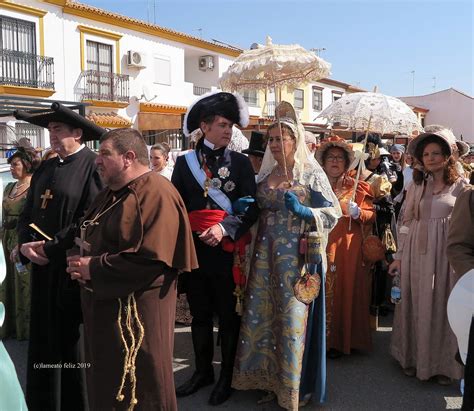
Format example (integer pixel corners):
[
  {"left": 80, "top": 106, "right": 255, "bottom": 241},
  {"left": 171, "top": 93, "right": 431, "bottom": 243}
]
[
  {"left": 183, "top": 91, "right": 249, "bottom": 137},
  {"left": 14, "top": 102, "right": 106, "bottom": 141}
]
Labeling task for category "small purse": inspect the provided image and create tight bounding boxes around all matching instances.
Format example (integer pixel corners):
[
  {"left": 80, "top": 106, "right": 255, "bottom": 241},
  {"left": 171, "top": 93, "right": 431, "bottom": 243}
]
[
  {"left": 362, "top": 220, "right": 386, "bottom": 263},
  {"left": 294, "top": 271, "right": 321, "bottom": 304},
  {"left": 362, "top": 235, "right": 386, "bottom": 263},
  {"left": 294, "top": 231, "right": 322, "bottom": 304}
]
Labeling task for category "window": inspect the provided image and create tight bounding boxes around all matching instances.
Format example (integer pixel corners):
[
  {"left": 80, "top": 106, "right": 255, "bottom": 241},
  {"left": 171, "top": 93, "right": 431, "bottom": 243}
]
[
  {"left": 242, "top": 90, "right": 258, "bottom": 106},
  {"left": 86, "top": 40, "right": 112, "bottom": 73},
  {"left": 154, "top": 57, "right": 171, "bottom": 86},
  {"left": 312, "top": 87, "right": 323, "bottom": 111},
  {"left": 85, "top": 40, "right": 113, "bottom": 98},
  {"left": 0, "top": 15, "right": 36, "bottom": 53},
  {"left": 294, "top": 89, "right": 304, "bottom": 109},
  {"left": 332, "top": 91, "right": 342, "bottom": 102},
  {"left": 0, "top": 16, "right": 38, "bottom": 87}
]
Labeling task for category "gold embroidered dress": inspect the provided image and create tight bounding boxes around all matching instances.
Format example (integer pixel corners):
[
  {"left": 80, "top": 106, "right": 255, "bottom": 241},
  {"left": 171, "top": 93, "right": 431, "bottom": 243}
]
[
  {"left": 0, "top": 182, "right": 31, "bottom": 340},
  {"left": 232, "top": 179, "right": 337, "bottom": 410}
]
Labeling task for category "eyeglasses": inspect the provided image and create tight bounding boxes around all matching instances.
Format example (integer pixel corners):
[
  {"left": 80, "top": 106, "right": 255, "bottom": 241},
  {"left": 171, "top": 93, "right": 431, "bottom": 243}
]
[
  {"left": 326, "top": 155, "right": 345, "bottom": 162},
  {"left": 268, "top": 137, "right": 293, "bottom": 144}
]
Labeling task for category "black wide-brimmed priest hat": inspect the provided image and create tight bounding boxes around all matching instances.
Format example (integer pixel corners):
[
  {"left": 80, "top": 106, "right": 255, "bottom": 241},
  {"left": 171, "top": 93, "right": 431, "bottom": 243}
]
[
  {"left": 183, "top": 91, "right": 249, "bottom": 137},
  {"left": 14, "top": 102, "right": 106, "bottom": 141},
  {"left": 242, "top": 131, "right": 266, "bottom": 157}
]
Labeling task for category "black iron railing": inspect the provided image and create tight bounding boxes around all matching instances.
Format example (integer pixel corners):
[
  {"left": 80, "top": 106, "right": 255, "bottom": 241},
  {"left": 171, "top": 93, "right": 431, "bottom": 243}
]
[
  {"left": 77, "top": 70, "right": 129, "bottom": 103},
  {"left": 193, "top": 85, "right": 211, "bottom": 96},
  {"left": 143, "top": 129, "right": 185, "bottom": 150},
  {"left": 0, "top": 50, "right": 54, "bottom": 89}
]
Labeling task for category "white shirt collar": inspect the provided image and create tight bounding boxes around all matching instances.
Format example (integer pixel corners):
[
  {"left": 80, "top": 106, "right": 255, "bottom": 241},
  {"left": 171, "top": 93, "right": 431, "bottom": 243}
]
[
  {"left": 203, "top": 138, "right": 215, "bottom": 150},
  {"left": 58, "top": 144, "right": 86, "bottom": 162}
]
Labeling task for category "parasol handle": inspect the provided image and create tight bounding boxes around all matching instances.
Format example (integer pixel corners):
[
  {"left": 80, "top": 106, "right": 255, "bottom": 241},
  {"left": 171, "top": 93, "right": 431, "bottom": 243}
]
[
  {"left": 348, "top": 114, "right": 372, "bottom": 231},
  {"left": 273, "top": 84, "right": 291, "bottom": 187}
]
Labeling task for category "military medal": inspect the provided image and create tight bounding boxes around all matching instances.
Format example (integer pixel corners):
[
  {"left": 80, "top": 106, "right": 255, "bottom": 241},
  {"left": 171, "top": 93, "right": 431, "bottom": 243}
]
[
  {"left": 203, "top": 178, "right": 210, "bottom": 197},
  {"left": 201, "top": 156, "right": 213, "bottom": 198}
]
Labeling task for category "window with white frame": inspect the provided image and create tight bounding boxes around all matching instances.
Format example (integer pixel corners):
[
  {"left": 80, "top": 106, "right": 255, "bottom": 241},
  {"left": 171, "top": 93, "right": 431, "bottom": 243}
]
[
  {"left": 312, "top": 87, "right": 323, "bottom": 111},
  {"left": 294, "top": 89, "right": 304, "bottom": 109},
  {"left": 242, "top": 90, "right": 258, "bottom": 106},
  {"left": 332, "top": 91, "right": 343, "bottom": 102},
  {"left": 154, "top": 56, "right": 171, "bottom": 85}
]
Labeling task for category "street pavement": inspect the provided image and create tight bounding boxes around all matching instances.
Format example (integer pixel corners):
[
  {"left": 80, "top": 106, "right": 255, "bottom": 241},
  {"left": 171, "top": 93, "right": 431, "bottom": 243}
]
[{"left": 5, "top": 313, "right": 463, "bottom": 410}]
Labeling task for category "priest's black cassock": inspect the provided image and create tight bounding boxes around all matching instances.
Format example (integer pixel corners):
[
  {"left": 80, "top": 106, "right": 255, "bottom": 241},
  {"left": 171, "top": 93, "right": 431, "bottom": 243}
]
[{"left": 18, "top": 147, "right": 103, "bottom": 410}]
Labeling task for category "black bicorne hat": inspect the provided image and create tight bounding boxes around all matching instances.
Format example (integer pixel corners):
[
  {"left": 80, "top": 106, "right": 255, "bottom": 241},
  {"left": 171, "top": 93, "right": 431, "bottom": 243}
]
[
  {"left": 183, "top": 91, "right": 249, "bottom": 137},
  {"left": 14, "top": 102, "right": 106, "bottom": 141},
  {"left": 242, "top": 131, "right": 266, "bottom": 157}
]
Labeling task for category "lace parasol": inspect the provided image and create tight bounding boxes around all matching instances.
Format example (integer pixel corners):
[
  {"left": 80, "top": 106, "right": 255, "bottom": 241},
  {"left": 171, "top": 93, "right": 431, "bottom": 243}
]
[
  {"left": 219, "top": 36, "right": 331, "bottom": 91},
  {"left": 316, "top": 91, "right": 424, "bottom": 136}
]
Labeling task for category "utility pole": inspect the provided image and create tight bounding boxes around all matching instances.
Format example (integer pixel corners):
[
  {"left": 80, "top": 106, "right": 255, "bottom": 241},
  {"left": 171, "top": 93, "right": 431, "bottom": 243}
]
[
  {"left": 432, "top": 76, "right": 437, "bottom": 91},
  {"left": 153, "top": 0, "right": 156, "bottom": 24},
  {"left": 410, "top": 70, "right": 415, "bottom": 95},
  {"left": 310, "top": 47, "right": 326, "bottom": 57}
]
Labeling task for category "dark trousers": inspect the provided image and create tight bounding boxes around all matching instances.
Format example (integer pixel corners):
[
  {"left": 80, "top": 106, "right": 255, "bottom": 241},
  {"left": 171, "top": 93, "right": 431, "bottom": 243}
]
[
  {"left": 186, "top": 239, "right": 241, "bottom": 379},
  {"left": 26, "top": 264, "right": 85, "bottom": 411}
]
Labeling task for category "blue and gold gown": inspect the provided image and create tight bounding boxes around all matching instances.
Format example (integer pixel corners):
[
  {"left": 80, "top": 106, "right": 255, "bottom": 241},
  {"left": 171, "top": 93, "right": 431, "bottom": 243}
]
[{"left": 232, "top": 178, "right": 338, "bottom": 410}]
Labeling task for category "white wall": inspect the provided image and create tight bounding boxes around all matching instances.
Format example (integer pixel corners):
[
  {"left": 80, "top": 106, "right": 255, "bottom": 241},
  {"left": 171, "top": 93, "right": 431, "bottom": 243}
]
[
  {"left": 3, "top": 0, "right": 243, "bottom": 123},
  {"left": 400, "top": 89, "right": 474, "bottom": 143}
]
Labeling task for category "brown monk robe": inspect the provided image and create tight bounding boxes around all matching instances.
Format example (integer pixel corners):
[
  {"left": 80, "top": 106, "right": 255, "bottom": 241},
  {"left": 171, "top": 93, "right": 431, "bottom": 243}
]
[{"left": 70, "top": 171, "right": 197, "bottom": 410}]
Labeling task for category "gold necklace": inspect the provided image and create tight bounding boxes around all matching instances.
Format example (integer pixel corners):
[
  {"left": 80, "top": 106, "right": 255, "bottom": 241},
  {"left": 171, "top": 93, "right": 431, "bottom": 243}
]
[{"left": 8, "top": 182, "right": 29, "bottom": 199}]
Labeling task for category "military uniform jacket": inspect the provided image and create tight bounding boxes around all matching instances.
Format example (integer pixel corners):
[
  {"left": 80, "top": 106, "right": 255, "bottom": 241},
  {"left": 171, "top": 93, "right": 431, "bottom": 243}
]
[{"left": 172, "top": 142, "right": 258, "bottom": 241}]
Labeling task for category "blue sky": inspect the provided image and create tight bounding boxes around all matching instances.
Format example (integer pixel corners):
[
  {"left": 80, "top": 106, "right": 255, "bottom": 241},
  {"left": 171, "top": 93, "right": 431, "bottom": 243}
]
[{"left": 83, "top": 0, "right": 473, "bottom": 97}]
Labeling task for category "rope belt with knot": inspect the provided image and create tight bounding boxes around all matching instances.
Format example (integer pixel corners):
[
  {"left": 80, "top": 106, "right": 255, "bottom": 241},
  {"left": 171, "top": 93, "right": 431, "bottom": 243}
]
[{"left": 116, "top": 293, "right": 145, "bottom": 411}]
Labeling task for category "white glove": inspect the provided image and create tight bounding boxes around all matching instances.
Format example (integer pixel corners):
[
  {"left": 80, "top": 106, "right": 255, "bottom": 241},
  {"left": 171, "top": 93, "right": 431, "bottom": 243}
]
[{"left": 348, "top": 201, "right": 361, "bottom": 219}]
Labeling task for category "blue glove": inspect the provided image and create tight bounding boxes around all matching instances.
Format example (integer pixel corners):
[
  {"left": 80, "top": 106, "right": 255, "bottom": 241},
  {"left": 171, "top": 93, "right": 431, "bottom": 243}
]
[
  {"left": 284, "top": 192, "right": 313, "bottom": 221},
  {"left": 232, "top": 196, "right": 255, "bottom": 214}
]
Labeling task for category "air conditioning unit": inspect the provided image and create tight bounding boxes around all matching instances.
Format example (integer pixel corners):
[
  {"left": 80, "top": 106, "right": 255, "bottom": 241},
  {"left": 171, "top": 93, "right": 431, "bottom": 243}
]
[
  {"left": 127, "top": 50, "right": 146, "bottom": 68},
  {"left": 198, "top": 55, "right": 214, "bottom": 71}
]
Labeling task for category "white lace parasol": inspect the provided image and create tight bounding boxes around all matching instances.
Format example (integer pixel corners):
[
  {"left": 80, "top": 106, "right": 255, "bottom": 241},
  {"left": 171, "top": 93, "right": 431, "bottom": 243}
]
[
  {"left": 219, "top": 36, "right": 331, "bottom": 91},
  {"left": 316, "top": 92, "right": 424, "bottom": 136}
]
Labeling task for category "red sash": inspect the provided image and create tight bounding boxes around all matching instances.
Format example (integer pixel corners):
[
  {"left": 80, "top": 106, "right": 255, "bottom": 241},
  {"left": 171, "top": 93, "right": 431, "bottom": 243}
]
[{"left": 188, "top": 209, "right": 252, "bottom": 314}]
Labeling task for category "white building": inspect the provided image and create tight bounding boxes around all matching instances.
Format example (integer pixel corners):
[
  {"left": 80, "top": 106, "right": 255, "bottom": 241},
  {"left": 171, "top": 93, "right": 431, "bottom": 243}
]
[
  {"left": 399, "top": 88, "right": 473, "bottom": 143},
  {"left": 0, "top": 0, "right": 240, "bottom": 152},
  {"left": 0, "top": 0, "right": 365, "bottom": 154}
]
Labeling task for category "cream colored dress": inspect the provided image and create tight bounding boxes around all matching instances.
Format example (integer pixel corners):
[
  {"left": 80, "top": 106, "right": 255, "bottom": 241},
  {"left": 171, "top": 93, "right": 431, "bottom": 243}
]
[{"left": 390, "top": 177, "right": 467, "bottom": 380}]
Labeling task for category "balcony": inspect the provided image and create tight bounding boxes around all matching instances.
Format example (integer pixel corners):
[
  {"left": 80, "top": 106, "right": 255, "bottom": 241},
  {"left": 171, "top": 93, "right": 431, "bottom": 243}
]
[
  {"left": 76, "top": 70, "right": 130, "bottom": 108},
  {"left": 262, "top": 101, "right": 276, "bottom": 118},
  {"left": 0, "top": 50, "right": 55, "bottom": 96},
  {"left": 193, "top": 85, "right": 211, "bottom": 96}
]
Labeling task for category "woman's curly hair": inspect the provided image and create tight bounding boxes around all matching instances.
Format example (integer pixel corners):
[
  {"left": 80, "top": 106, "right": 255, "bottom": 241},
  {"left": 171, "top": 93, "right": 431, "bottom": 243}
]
[{"left": 412, "top": 135, "right": 459, "bottom": 185}]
